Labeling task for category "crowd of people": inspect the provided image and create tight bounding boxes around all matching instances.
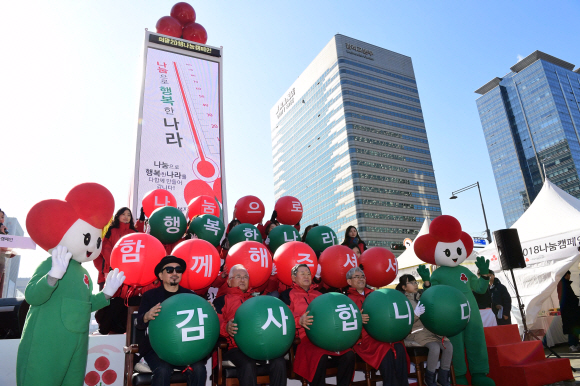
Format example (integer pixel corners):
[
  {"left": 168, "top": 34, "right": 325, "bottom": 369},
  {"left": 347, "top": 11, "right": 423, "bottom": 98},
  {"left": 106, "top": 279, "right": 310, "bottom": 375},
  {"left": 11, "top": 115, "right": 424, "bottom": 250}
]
[{"left": 90, "top": 205, "right": 462, "bottom": 386}]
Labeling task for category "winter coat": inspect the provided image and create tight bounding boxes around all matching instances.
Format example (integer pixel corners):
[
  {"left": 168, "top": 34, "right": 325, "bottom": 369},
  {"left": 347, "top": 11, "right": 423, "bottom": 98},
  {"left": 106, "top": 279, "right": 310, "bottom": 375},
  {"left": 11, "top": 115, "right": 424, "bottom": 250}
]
[
  {"left": 558, "top": 277, "right": 580, "bottom": 335},
  {"left": 214, "top": 286, "right": 253, "bottom": 349},
  {"left": 342, "top": 237, "right": 366, "bottom": 253},
  {"left": 473, "top": 287, "right": 492, "bottom": 309},
  {"left": 489, "top": 278, "right": 511, "bottom": 318},
  {"left": 93, "top": 222, "right": 137, "bottom": 284},
  {"left": 404, "top": 291, "right": 449, "bottom": 346}
]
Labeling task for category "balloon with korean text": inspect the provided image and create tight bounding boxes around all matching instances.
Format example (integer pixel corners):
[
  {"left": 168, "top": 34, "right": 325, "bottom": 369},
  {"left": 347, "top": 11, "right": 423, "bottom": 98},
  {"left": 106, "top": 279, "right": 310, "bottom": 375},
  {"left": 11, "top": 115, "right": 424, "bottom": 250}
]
[
  {"left": 267, "top": 225, "right": 300, "bottom": 253},
  {"left": 362, "top": 289, "right": 413, "bottom": 342},
  {"left": 359, "top": 247, "right": 398, "bottom": 287},
  {"left": 142, "top": 189, "right": 177, "bottom": 217},
  {"left": 305, "top": 225, "right": 339, "bottom": 253},
  {"left": 318, "top": 245, "right": 358, "bottom": 288},
  {"left": 233, "top": 296, "right": 295, "bottom": 360},
  {"left": 273, "top": 241, "right": 318, "bottom": 286},
  {"left": 110, "top": 233, "right": 166, "bottom": 286},
  {"left": 305, "top": 292, "right": 362, "bottom": 352},
  {"left": 234, "top": 196, "right": 265, "bottom": 225},
  {"left": 228, "top": 223, "right": 262, "bottom": 247},
  {"left": 274, "top": 196, "right": 303, "bottom": 225},
  {"left": 188, "top": 195, "right": 219, "bottom": 220},
  {"left": 419, "top": 285, "right": 470, "bottom": 337},
  {"left": 188, "top": 214, "right": 225, "bottom": 247},
  {"left": 172, "top": 239, "right": 220, "bottom": 290},
  {"left": 149, "top": 206, "right": 187, "bottom": 244},
  {"left": 226, "top": 241, "right": 271, "bottom": 288},
  {"left": 149, "top": 293, "right": 219, "bottom": 365}
]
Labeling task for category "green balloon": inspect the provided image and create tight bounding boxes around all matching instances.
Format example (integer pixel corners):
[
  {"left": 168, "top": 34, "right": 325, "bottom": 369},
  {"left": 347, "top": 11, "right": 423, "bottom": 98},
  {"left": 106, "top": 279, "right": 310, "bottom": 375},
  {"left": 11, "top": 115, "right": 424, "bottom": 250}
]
[
  {"left": 233, "top": 296, "right": 296, "bottom": 360},
  {"left": 188, "top": 214, "right": 225, "bottom": 247},
  {"left": 149, "top": 206, "right": 187, "bottom": 244},
  {"left": 149, "top": 293, "right": 219, "bottom": 365},
  {"left": 420, "top": 285, "right": 470, "bottom": 337},
  {"left": 268, "top": 225, "right": 300, "bottom": 253},
  {"left": 228, "top": 223, "right": 262, "bottom": 247},
  {"left": 305, "top": 226, "right": 339, "bottom": 253},
  {"left": 306, "top": 292, "right": 361, "bottom": 351},
  {"left": 363, "top": 289, "right": 413, "bottom": 342}
]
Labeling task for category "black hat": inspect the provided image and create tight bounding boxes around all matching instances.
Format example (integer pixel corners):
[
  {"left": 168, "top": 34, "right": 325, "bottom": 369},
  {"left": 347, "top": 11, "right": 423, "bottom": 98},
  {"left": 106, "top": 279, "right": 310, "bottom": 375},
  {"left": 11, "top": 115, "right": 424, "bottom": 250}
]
[{"left": 154, "top": 255, "right": 187, "bottom": 277}]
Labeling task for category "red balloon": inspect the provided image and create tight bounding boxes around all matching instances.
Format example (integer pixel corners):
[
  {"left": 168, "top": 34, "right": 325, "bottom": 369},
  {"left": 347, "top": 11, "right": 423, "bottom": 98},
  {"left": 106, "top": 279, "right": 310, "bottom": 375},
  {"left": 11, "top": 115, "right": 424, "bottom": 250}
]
[
  {"left": 184, "top": 180, "right": 214, "bottom": 204},
  {"left": 273, "top": 241, "right": 317, "bottom": 286},
  {"left": 213, "top": 177, "right": 222, "bottom": 202},
  {"left": 359, "top": 247, "right": 398, "bottom": 287},
  {"left": 188, "top": 195, "right": 219, "bottom": 220},
  {"left": 226, "top": 241, "right": 272, "bottom": 288},
  {"left": 234, "top": 196, "right": 265, "bottom": 225},
  {"left": 182, "top": 22, "right": 207, "bottom": 44},
  {"left": 319, "top": 245, "right": 359, "bottom": 288},
  {"left": 172, "top": 239, "right": 220, "bottom": 290},
  {"left": 110, "top": 233, "right": 166, "bottom": 287},
  {"left": 170, "top": 2, "right": 196, "bottom": 26},
  {"left": 142, "top": 189, "right": 177, "bottom": 218},
  {"left": 274, "top": 196, "right": 303, "bottom": 225},
  {"left": 155, "top": 16, "right": 183, "bottom": 38}
]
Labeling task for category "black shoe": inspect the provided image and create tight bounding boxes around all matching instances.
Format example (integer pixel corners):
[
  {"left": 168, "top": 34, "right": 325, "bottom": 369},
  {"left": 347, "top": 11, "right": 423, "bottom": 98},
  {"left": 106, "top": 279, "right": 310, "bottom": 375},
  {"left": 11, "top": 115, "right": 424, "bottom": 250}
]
[
  {"left": 424, "top": 369, "right": 437, "bottom": 386},
  {"left": 437, "top": 369, "right": 451, "bottom": 386}
]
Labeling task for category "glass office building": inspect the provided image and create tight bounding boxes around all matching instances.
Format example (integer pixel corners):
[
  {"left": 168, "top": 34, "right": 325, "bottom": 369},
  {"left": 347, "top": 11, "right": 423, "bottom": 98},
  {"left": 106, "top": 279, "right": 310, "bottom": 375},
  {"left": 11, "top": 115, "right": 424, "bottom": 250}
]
[
  {"left": 476, "top": 51, "right": 580, "bottom": 227},
  {"left": 270, "top": 35, "right": 440, "bottom": 249}
]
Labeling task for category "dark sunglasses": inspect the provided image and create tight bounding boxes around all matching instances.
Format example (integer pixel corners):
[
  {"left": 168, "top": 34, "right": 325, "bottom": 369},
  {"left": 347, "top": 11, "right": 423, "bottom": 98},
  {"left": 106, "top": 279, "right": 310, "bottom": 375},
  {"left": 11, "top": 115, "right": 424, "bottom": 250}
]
[{"left": 163, "top": 266, "right": 184, "bottom": 274}]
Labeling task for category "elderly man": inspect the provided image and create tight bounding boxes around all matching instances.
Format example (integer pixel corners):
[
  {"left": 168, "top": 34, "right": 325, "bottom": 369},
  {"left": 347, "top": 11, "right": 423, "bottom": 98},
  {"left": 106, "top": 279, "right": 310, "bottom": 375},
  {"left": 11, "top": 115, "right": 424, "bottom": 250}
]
[
  {"left": 280, "top": 264, "right": 355, "bottom": 386},
  {"left": 136, "top": 256, "right": 207, "bottom": 386},
  {"left": 214, "top": 264, "right": 287, "bottom": 386},
  {"left": 346, "top": 267, "right": 409, "bottom": 386}
]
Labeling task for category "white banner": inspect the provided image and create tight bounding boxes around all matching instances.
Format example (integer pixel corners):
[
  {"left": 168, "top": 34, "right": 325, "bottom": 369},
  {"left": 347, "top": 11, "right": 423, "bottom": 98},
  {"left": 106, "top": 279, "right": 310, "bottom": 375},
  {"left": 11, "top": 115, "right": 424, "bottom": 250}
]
[{"left": 0, "top": 235, "right": 36, "bottom": 250}]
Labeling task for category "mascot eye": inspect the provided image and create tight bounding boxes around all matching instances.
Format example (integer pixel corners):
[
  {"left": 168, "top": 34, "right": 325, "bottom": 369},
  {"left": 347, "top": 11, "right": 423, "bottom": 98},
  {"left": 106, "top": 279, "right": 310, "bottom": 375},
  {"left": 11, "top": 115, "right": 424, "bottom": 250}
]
[
  {"left": 97, "top": 237, "right": 102, "bottom": 249},
  {"left": 444, "top": 249, "right": 451, "bottom": 257},
  {"left": 83, "top": 233, "right": 91, "bottom": 246},
  {"left": 457, "top": 247, "right": 462, "bottom": 256}
]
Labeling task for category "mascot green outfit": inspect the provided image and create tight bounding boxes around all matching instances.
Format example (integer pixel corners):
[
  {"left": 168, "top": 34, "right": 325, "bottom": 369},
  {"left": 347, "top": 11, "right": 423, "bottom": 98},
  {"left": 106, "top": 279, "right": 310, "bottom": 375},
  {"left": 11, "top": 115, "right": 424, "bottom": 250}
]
[
  {"left": 414, "top": 215, "right": 495, "bottom": 386},
  {"left": 16, "top": 183, "right": 126, "bottom": 386}
]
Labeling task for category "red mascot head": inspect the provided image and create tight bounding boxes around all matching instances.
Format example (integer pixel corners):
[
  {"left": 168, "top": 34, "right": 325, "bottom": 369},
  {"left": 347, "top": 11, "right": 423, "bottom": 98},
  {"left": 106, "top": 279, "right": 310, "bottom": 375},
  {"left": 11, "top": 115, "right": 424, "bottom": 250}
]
[
  {"left": 26, "top": 183, "right": 115, "bottom": 263},
  {"left": 413, "top": 215, "right": 473, "bottom": 267}
]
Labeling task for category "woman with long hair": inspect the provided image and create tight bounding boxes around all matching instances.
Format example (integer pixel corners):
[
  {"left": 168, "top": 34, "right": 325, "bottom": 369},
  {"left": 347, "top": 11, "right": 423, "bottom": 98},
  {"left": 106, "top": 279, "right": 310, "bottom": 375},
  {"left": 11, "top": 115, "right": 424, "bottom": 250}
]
[
  {"left": 396, "top": 274, "right": 452, "bottom": 386},
  {"left": 341, "top": 225, "right": 366, "bottom": 253}
]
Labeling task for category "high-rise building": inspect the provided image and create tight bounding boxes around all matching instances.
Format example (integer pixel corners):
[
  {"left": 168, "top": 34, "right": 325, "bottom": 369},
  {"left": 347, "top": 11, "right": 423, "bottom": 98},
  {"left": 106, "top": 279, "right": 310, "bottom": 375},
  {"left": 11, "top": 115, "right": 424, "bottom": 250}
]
[
  {"left": 476, "top": 51, "right": 580, "bottom": 227},
  {"left": 269, "top": 35, "right": 440, "bottom": 250}
]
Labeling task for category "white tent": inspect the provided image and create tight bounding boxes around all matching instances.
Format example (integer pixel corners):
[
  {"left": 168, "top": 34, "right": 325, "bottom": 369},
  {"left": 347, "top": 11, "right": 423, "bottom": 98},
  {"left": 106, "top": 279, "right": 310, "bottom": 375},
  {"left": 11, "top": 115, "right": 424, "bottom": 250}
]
[
  {"left": 476, "top": 179, "right": 580, "bottom": 328},
  {"left": 394, "top": 218, "right": 431, "bottom": 282}
]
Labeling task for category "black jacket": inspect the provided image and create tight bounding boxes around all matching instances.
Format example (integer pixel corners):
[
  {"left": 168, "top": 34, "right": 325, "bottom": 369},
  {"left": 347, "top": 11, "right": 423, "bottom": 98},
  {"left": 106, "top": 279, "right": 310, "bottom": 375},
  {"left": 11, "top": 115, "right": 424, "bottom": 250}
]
[
  {"left": 559, "top": 277, "right": 580, "bottom": 334},
  {"left": 136, "top": 285, "right": 196, "bottom": 357},
  {"left": 473, "top": 287, "right": 492, "bottom": 309},
  {"left": 489, "top": 278, "right": 511, "bottom": 318}
]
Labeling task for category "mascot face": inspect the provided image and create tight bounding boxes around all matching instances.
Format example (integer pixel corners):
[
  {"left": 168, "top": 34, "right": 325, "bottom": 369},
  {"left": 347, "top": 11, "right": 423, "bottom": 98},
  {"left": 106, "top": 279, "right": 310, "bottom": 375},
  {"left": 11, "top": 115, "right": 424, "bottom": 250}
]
[
  {"left": 414, "top": 215, "right": 474, "bottom": 266},
  {"left": 26, "top": 183, "right": 115, "bottom": 262}
]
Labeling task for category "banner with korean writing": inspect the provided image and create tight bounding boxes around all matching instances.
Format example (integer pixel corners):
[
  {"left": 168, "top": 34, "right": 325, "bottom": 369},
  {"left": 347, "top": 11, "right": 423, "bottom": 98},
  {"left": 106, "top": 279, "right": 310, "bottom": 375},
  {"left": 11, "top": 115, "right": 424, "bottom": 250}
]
[{"left": 132, "top": 33, "right": 224, "bottom": 218}]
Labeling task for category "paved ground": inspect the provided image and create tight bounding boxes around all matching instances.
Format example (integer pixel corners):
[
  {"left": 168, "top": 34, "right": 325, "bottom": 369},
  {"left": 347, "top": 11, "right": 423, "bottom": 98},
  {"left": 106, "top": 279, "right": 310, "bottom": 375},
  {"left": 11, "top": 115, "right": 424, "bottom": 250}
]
[{"left": 544, "top": 343, "right": 580, "bottom": 385}]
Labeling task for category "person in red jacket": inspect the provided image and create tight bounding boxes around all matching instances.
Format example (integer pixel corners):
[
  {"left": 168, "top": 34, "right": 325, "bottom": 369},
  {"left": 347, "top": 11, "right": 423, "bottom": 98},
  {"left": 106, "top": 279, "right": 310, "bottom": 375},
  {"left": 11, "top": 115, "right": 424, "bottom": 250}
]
[
  {"left": 280, "top": 264, "right": 355, "bottom": 386},
  {"left": 346, "top": 267, "right": 409, "bottom": 386},
  {"left": 214, "top": 264, "right": 287, "bottom": 386},
  {"left": 341, "top": 226, "right": 366, "bottom": 253}
]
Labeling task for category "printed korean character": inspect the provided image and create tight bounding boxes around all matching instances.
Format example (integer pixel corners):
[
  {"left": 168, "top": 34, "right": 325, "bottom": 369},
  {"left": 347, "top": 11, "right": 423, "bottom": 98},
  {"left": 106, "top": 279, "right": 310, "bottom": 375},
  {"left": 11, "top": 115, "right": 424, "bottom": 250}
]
[
  {"left": 291, "top": 200, "right": 302, "bottom": 212},
  {"left": 243, "top": 227, "right": 259, "bottom": 240},
  {"left": 201, "top": 200, "right": 216, "bottom": 214},
  {"left": 166, "top": 132, "right": 183, "bottom": 147},
  {"left": 548, "top": 242, "right": 557, "bottom": 252},
  {"left": 154, "top": 178, "right": 160, "bottom": 183},
  {"left": 162, "top": 162, "right": 169, "bottom": 169},
  {"left": 160, "top": 178, "right": 165, "bottom": 183},
  {"left": 249, "top": 247, "right": 269, "bottom": 268},
  {"left": 157, "top": 61, "right": 167, "bottom": 68},
  {"left": 164, "top": 106, "right": 174, "bottom": 115},
  {"left": 146, "top": 169, "right": 153, "bottom": 177},
  {"left": 148, "top": 177, "right": 154, "bottom": 183},
  {"left": 182, "top": 174, "right": 187, "bottom": 179},
  {"left": 343, "top": 252, "right": 358, "bottom": 268},
  {"left": 158, "top": 67, "right": 168, "bottom": 74},
  {"left": 190, "top": 255, "right": 213, "bottom": 277},
  {"left": 558, "top": 239, "right": 566, "bottom": 249},
  {"left": 204, "top": 219, "right": 221, "bottom": 236},
  {"left": 567, "top": 238, "right": 577, "bottom": 247},
  {"left": 119, "top": 239, "right": 145, "bottom": 263},
  {"left": 177, "top": 180, "right": 183, "bottom": 185},
  {"left": 161, "top": 95, "right": 174, "bottom": 105},
  {"left": 164, "top": 216, "right": 181, "bottom": 233},
  {"left": 175, "top": 172, "right": 181, "bottom": 179},
  {"left": 176, "top": 308, "right": 209, "bottom": 341},
  {"left": 296, "top": 253, "right": 315, "bottom": 268},
  {"left": 154, "top": 161, "right": 161, "bottom": 168},
  {"left": 261, "top": 307, "right": 289, "bottom": 335},
  {"left": 164, "top": 117, "right": 179, "bottom": 130},
  {"left": 154, "top": 170, "right": 161, "bottom": 176},
  {"left": 335, "top": 304, "right": 358, "bottom": 331}
]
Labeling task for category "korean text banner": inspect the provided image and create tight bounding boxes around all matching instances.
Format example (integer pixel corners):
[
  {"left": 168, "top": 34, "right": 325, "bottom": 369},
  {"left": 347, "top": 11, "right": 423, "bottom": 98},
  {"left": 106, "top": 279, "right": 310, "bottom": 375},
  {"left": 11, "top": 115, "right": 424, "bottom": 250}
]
[{"left": 135, "top": 47, "right": 223, "bottom": 214}]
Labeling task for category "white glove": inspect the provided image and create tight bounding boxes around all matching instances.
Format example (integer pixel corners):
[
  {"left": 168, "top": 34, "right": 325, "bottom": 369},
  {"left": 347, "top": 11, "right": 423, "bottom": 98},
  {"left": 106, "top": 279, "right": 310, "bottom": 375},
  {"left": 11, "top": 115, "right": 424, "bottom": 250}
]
[
  {"left": 103, "top": 268, "right": 126, "bottom": 297},
  {"left": 315, "top": 264, "right": 322, "bottom": 279},
  {"left": 414, "top": 301, "right": 425, "bottom": 317},
  {"left": 48, "top": 245, "right": 73, "bottom": 280},
  {"left": 265, "top": 236, "right": 270, "bottom": 245}
]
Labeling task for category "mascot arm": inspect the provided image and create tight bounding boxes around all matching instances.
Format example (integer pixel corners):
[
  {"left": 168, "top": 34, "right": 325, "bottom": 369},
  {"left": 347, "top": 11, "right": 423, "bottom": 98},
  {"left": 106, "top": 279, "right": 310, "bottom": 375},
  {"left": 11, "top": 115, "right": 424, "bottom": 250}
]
[
  {"left": 468, "top": 270, "right": 489, "bottom": 294},
  {"left": 90, "top": 292, "right": 109, "bottom": 312},
  {"left": 25, "top": 258, "right": 58, "bottom": 306}
]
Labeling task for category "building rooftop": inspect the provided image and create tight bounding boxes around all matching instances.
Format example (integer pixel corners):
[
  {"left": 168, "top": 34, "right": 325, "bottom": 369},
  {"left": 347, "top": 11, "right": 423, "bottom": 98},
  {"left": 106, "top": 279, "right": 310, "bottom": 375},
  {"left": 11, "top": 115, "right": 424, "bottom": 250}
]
[
  {"left": 510, "top": 50, "right": 574, "bottom": 73},
  {"left": 475, "top": 77, "right": 503, "bottom": 95}
]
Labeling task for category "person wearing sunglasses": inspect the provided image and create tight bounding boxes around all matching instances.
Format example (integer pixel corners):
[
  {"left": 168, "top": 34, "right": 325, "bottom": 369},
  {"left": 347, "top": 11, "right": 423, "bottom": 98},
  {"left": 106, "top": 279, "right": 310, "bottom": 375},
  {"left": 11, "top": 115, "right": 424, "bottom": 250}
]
[{"left": 135, "top": 256, "right": 208, "bottom": 386}]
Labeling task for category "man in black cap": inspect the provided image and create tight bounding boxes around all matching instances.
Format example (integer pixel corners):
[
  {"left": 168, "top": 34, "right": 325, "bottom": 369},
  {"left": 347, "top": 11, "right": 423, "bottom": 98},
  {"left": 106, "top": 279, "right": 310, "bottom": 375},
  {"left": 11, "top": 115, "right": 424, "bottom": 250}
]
[{"left": 136, "top": 255, "right": 207, "bottom": 386}]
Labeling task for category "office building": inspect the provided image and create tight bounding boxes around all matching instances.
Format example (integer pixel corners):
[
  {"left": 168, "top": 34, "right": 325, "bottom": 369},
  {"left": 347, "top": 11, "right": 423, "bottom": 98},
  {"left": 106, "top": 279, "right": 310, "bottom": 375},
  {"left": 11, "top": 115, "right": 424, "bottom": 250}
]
[
  {"left": 476, "top": 51, "right": 580, "bottom": 227},
  {"left": 270, "top": 35, "right": 440, "bottom": 249}
]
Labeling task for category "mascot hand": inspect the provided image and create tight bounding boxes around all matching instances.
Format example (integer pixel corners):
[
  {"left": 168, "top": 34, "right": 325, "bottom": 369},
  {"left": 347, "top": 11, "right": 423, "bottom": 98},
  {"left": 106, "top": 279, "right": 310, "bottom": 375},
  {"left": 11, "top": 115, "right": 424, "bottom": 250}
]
[
  {"left": 417, "top": 265, "right": 430, "bottom": 282},
  {"left": 103, "top": 268, "right": 126, "bottom": 297},
  {"left": 475, "top": 256, "right": 490, "bottom": 275},
  {"left": 48, "top": 245, "right": 73, "bottom": 279},
  {"left": 414, "top": 301, "right": 425, "bottom": 317}
]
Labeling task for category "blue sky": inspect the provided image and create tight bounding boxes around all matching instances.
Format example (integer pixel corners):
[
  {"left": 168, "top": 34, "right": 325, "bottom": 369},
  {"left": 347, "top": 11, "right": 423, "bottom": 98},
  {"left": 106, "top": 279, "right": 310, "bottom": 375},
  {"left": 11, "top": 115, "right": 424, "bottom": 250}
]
[{"left": 2, "top": 0, "right": 578, "bottom": 279}]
